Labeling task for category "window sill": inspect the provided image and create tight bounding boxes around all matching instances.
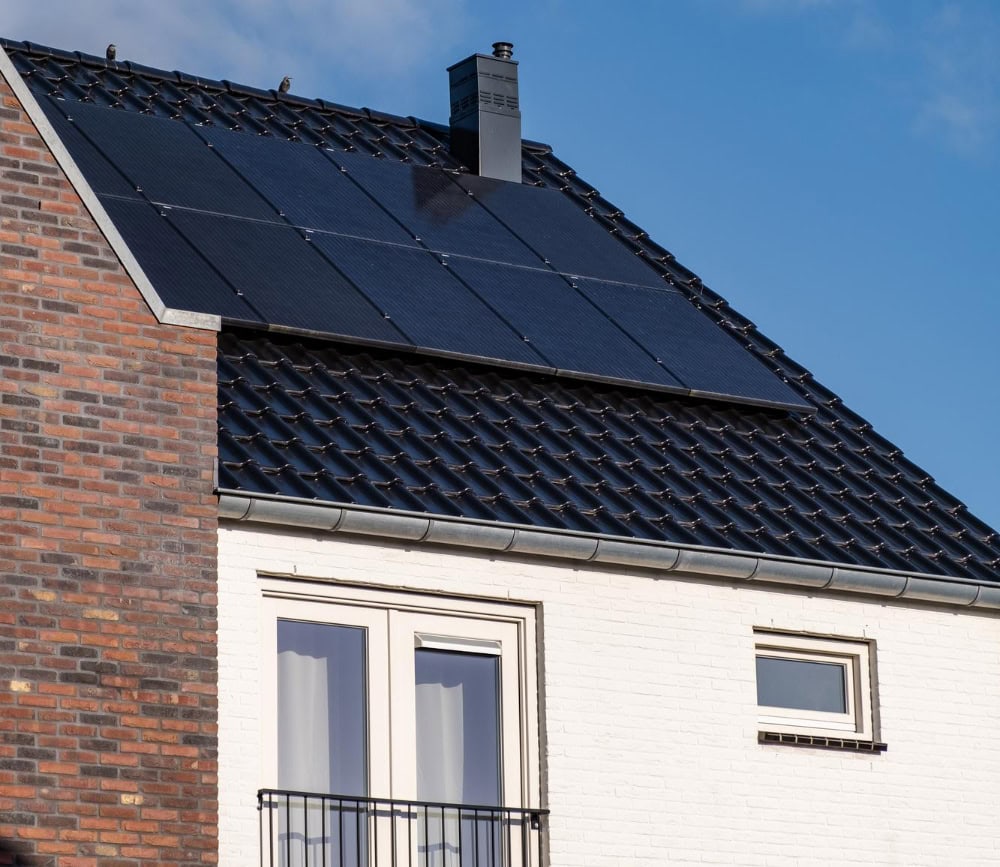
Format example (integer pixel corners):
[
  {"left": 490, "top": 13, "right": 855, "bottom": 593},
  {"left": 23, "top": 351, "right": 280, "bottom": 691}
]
[{"left": 758, "top": 731, "right": 887, "bottom": 753}]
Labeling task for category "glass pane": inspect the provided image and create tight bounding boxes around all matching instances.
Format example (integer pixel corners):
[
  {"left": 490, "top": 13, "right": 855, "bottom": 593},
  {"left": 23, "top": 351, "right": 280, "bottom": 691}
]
[
  {"left": 415, "top": 649, "right": 501, "bottom": 867},
  {"left": 277, "top": 620, "right": 367, "bottom": 795},
  {"left": 756, "top": 656, "right": 847, "bottom": 713},
  {"left": 415, "top": 649, "right": 501, "bottom": 805}
]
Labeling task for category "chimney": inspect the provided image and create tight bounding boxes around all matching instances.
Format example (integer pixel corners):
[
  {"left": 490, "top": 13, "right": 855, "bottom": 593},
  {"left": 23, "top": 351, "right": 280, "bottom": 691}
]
[{"left": 448, "top": 42, "right": 522, "bottom": 183}]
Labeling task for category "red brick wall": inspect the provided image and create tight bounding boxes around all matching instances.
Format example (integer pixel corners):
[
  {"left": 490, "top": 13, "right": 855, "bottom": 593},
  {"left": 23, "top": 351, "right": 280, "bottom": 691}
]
[{"left": 0, "top": 78, "right": 218, "bottom": 866}]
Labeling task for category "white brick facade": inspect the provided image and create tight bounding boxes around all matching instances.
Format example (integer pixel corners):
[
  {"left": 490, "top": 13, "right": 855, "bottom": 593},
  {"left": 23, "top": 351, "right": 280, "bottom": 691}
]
[{"left": 218, "top": 523, "right": 1000, "bottom": 866}]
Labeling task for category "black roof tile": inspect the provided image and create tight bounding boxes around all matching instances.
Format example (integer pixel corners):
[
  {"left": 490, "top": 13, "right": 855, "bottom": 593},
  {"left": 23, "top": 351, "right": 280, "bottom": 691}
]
[
  {"left": 6, "top": 38, "right": 999, "bottom": 581},
  {"left": 215, "top": 330, "right": 1000, "bottom": 581}
]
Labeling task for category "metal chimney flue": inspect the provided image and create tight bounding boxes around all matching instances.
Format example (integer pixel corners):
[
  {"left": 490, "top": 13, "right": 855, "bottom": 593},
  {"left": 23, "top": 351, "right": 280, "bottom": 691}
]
[{"left": 448, "top": 43, "right": 521, "bottom": 183}]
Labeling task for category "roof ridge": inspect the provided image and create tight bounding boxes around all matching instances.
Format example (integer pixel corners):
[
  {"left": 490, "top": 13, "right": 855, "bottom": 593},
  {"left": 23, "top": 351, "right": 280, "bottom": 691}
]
[
  {"left": 2, "top": 38, "right": 376, "bottom": 124},
  {"left": 2, "top": 37, "right": 556, "bottom": 152}
]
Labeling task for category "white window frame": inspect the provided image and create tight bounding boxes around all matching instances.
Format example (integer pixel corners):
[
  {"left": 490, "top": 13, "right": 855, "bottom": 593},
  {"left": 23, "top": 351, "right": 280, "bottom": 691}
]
[
  {"left": 259, "top": 578, "right": 540, "bottom": 809},
  {"left": 754, "top": 631, "right": 875, "bottom": 741}
]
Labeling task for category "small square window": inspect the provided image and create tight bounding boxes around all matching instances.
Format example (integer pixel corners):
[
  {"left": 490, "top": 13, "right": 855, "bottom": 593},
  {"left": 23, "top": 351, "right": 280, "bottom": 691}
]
[{"left": 754, "top": 631, "right": 875, "bottom": 742}]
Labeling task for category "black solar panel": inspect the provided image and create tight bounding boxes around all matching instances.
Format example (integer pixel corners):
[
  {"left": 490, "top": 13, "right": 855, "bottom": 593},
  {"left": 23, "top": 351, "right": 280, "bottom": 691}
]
[
  {"left": 575, "top": 279, "right": 806, "bottom": 407},
  {"left": 455, "top": 174, "right": 665, "bottom": 287},
  {"left": 40, "top": 98, "right": 141, "bottom": 199},
  {"left": 445, "top": 258, "right": 685, "bottom": 388},
  {"left": 194, "top": 126, "right": 418, "bottom": 246},
  {"left": 65, "top": 102, "right": 278, "bottom": 219},
  {"left": 40, "top": 99, "right": 810, "bottom": 408},
  {"left": 166, "top": 210, "right": 406, "bottom": 342},
  {"left": 331, "top": 151, "right": 544, "bottom": 267},
  {"left": 101, "top": 198, "right": 264, "bottom": 322},
  {"left": 309, "top": 234, "right": 548, "bottom": 366}
]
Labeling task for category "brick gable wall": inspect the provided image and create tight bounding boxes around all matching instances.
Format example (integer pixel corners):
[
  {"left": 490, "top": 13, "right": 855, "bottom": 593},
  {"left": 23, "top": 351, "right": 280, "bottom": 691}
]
[{"left": 0, "top": 80, "right": 218, "bottom": 866}]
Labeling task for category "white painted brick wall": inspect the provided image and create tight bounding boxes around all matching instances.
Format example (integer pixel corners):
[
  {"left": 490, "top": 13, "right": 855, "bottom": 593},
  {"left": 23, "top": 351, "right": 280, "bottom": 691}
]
[{"left": 218, "top": 525, "right": 1000, "bottom": 866}]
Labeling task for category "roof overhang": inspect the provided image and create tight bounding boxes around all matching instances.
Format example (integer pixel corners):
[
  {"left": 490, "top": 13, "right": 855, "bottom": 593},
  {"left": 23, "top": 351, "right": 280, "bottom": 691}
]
[
  {"left": 217, "top": 491, "right": 1000, "bottom": 611},
  {"left": 0, "top": 47, "right": 219, "bottom": 331}
]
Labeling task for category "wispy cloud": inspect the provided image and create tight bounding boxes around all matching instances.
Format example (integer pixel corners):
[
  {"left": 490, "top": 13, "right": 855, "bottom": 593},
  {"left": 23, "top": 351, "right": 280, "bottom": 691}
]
[
  {"left": 842, "top": 6, "right": 893, "bottom": 50},
  {"left": 4, "top": 0, "right": 467, "bottom": 99},
  {"left": 912, "top": 3, "right": 1000, "bottom": 155},
  {"left": 736, "top": 0, "right": 1000, "bottom": 157}
]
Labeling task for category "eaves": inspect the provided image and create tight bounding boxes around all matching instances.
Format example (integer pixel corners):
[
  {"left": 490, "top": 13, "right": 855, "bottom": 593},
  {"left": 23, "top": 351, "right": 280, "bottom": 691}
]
[{"left": 217, "top": 491, "right": 1000, "bottom": 611}]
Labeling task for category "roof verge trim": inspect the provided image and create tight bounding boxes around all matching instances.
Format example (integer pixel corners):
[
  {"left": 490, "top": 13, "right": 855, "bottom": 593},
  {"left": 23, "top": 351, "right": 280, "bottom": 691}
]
[
  {"left": 217, "top": 492, "right": 1000, "bottom": 610},
  {"left": 0, "top": 48, "right": 219, "bottom": 332}
]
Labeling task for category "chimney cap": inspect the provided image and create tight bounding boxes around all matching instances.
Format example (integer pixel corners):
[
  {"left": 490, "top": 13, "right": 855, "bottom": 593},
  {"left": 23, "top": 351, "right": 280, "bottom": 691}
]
[{"left": 492, "top": 42, "right": 514, "bottom": 60}]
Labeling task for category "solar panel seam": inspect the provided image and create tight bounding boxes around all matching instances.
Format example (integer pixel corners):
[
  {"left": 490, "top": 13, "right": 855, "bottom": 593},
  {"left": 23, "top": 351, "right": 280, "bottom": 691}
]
[
  {"left": 43, "top": 100, "right": 312, "bottom": 326},
  {"left": 442, "top": 172, "right": 694, "bottom": 389},
  {"left": 147, "top": 188, "right": 727, "bottom": 382},
  {"left": 99, "top": 197, "right": 272, "bottom": 323},
  {"left": 314, "top": 150, "right": 563, "bottom": 371},
  {"left": 39, "top": 98, "right": 144, "bottom": 200}
]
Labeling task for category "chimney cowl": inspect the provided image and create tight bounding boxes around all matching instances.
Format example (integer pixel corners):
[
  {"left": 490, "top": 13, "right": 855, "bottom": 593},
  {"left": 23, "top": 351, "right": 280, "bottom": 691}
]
[{"left": 447, "top": 45, "right": 522, "bottom": 183}]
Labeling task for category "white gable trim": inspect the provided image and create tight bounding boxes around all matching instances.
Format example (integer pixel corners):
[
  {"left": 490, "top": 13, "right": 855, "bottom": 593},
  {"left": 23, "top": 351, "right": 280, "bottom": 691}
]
[
  {"left": 0, "top": 49, "right": 220, "bottom": 331},
  {"left": 217, "top": 492, "right": 1000, "bottom": 610}
]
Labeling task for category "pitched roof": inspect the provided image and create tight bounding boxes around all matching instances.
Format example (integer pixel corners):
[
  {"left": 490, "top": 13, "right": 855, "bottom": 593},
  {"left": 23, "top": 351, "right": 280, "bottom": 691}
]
[{"left": 6, "top": 39, "right": 999, "bottom": 583}]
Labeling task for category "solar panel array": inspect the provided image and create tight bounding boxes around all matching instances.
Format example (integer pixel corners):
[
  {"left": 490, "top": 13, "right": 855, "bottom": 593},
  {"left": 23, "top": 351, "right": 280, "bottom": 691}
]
[{"left": 41, "top": 96, "right": 809, "bottom": 410}]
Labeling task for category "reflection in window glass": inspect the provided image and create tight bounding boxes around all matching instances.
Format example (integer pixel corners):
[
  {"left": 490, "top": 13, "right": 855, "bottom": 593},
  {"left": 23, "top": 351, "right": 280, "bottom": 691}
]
[
  {"left": 415, "top": 649, "right": 501, "bottom": 867},
  {"left": 415, "top": 648, "right": 501, "bottom": 806},
  {"left": 277, "top": 620, "right": 367, "bottom": 795},
  {"left": 756, "top": 656, "right": 846, "bottom": 713}
]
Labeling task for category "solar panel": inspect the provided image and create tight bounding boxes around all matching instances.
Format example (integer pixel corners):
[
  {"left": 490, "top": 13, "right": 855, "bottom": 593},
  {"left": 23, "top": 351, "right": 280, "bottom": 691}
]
[
  {"left": 100, "top": 198, "right": 264, "bottom": 322},
  {"left": 575, "top": 279, "right": 809, "bottom": 408},
  {"left": 64, "top": 101, "right": 279, "bottom": 220},
  {"left": 444, "top": 258, "right": 685, "bottom": 389},
  {"left": 44, "top": 101, "right": 810, "bottom": 409},
  {"left": 166, "top": 210, "right": 407, "bottom": 342},
  {"left": 194, "top": 126, "right": 418, "bottom": 247},
  {"left": 309, "top": 234, "right": 548, "bottom": 366},
  {"left": 455, "top": 174, "right": 665, "bottom": 287},
  {"left": 330, "top": 151, "right": 544, "bottom": 267},
  {"left": 39, "top": 98, "right": 141, "bottom": 200}
]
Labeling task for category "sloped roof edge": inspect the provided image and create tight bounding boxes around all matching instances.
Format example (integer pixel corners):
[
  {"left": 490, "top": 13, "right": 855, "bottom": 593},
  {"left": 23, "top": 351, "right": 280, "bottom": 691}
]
[
  {"left": 217, "top": 491, "right": 1000, "bottom": 610},
  {"left": 0, "top": 48, "right": 219, "bottom": 331}
]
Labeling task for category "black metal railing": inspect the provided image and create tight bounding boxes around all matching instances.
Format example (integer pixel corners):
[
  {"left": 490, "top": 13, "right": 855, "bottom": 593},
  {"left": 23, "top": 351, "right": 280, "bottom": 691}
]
[{"left": 258, "top": 789, "right": 547, "bottom": 867}]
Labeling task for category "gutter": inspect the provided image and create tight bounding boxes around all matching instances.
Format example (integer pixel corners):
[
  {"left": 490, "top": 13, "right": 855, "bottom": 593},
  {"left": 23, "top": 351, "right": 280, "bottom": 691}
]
[{"left": 217, "top": 491, "right": 1000, "bottom": 611}]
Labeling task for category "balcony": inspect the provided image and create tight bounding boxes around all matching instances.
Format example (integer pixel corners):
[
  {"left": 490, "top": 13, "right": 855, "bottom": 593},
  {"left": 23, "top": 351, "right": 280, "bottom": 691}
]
[{"left": 258, "top": 789, "right": 548, "bottom": 867}]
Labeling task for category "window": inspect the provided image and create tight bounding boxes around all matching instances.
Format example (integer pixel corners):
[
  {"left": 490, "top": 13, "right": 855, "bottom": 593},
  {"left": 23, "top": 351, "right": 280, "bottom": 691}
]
[
  {"left": 754, "top": 631, "right": 875, "bottom": 743},
  {"left": 259, "top": 580, "right": 541, "bottom": 867}
]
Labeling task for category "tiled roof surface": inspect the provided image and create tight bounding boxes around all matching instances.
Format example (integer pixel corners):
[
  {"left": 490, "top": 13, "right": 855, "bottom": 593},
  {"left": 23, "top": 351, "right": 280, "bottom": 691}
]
[
  {"left": 8, "top": 39, "right": 1000, "bottom": 581},
  {"left": 219, "top": 331, "right": 1000, "bottom": 582}
]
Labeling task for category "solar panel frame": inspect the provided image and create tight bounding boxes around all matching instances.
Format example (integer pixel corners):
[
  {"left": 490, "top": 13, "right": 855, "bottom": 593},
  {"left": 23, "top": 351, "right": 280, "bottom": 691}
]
[
  {"left": 454, "top": 173, "right": 666, "bottom": 287},
  {"left": 64, "top": 101, "right": 280, "bottom": 219},
  {"left": 308, "top": 234, "right": 551, "bottom": 367},
  {"left": 100, "top": 197, "right": 265, "bottom": 322},
  {"left": 39, "top": 97, "right": 142, "bottom": 200},
  {"left": 574, "top": 278, "right": 809, "bottom": 409},
  {"left": 165, "top": 210, "right": 409, "bottom": 343},
  {"left": 327, "top": 150, "right": 546, "bottom": 267},
  {"left": 444, "top": 257, "right": 686, "bottom": 389},
  {"left": 193, "top": 126, "right": 420, "bottom": 247}
]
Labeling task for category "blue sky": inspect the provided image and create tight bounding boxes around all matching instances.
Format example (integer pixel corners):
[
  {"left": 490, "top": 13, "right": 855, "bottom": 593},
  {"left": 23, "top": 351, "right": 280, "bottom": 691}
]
[{"left": 6, "top": 0, "right": 999, "bottom": 533}]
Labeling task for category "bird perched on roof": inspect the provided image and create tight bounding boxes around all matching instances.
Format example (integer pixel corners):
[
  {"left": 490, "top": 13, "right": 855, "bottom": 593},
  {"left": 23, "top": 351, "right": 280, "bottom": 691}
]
[
  {"left": 106, "top": 43, "right": 116, "bottom": 61},
  {"left": 278, "top": 76, "right": 291, "bottom": 94}
]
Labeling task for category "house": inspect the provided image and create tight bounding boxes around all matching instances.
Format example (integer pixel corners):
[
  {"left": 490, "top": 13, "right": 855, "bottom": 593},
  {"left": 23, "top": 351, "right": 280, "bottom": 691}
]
[{"left": 2, "top": 35, "right": 1000, "bottom": 867}]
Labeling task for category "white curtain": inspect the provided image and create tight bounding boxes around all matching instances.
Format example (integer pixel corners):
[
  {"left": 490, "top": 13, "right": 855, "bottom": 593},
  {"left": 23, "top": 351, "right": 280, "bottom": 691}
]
[
  {"left": 416, "top": 681, "right": 465, "bottom": 867},
  {"left": 278, "top": 649, "right": 331, "bottom": 792},
  {"left": 277, "top": 649, "right": 331, "bottom": 867}
]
